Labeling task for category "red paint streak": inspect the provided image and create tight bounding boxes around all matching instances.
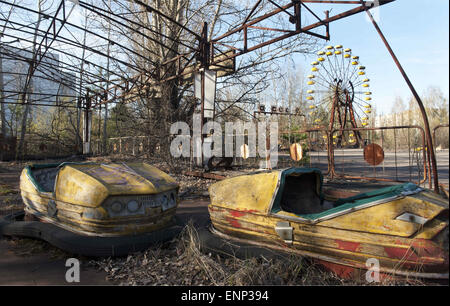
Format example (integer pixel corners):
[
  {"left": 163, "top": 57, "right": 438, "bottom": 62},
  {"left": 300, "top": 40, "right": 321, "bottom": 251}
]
[
  {"left": 384, "top": 239, "right": 448, "bottom": 271},
  {"left": 335, "top": 239, "right": 361, "bottom": 252},
  {"left": 230, "top": 210, "right": 247, "bottom": 218},
  {"left": 225, "top": 216, "right": 241, "bottom": 228},
  {"left": 411, "top": 239, "right": 443, "bottom": 259},
  {"left": 229, "top": 209, "right": 258, "bottom": 218},
  {"left": 393, "top": 239, "right": 446, "bottom": 260},
  {"left": 225, "top": 208, "right": 259, "bottom": 228},
  {"left": 384, "top": 246, "right": 420, "bottom": 262},
  {"left": 385, "top": 240, "right": 445, "bottom": 262},
  {"left": 382, "top": 225, "right": 392, "bottom": 231}
]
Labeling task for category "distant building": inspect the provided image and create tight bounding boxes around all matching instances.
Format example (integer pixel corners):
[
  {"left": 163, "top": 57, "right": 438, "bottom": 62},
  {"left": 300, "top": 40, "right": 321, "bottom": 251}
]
[{"left": 0, "top": 45, "right": 77, "bottom": 136}]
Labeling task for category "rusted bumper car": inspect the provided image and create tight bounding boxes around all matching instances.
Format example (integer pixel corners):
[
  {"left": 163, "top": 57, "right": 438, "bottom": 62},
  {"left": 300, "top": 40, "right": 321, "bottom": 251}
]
[
  {"left": 0, "top": 162, "right": 182, "bottom": 257},
  {"left": 201, "top": 168, "right": 449, "bottom": 280}
]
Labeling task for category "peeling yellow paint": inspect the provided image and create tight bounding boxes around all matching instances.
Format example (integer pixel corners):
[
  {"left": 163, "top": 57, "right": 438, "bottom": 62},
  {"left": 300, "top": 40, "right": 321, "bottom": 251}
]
[{"left": 20, "top": 163, "right": 179, "bottom": 237}]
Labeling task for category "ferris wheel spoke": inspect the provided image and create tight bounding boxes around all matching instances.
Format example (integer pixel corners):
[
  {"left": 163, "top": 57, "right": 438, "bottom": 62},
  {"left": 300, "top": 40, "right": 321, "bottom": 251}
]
[
  {"left": 354, "top": 107, "right": 370, "bottom": 126},
  {"left": 357, "top": 96, "right": 370, "bottom": 106},
  {"left": 330, "top": 58, "right": 342, "bottom": 81},
  {"left": 342, "top": 56, "right": 353, "bottom": 85},
  {"left": 315, "top": 96, "right": 334, "bottom": 105},
  {"left": 352, "top": 81, "right": 367, "bottom": 89},
  {"left": 320, "top": 60, "right": 338, "bottom": 82},
  {"left": 341, "top": 57, "right": 351, "bottom": 84},
  {"left": 314, "top": 79, "right": 335, "bottom": 90},
  {"left": 339, "top": 53, "right": 347, "bottom": 82},
  {"left": 325, "top": 53, "right": 340, "bottom": 80},
  {"left": 353, "top": 95, "right": 370, "bottom": 104},
  {"left": 353, "top": 101, "right": 371, "bottom": 124},
  {"left": 353, "top": 101, "right": 365, "bottom": 112},
  {"left": 347, "top": 65, "right": 359, "bottom": 83},
  {"left": 314, "top": 90, "right": 334, "bottom": 94},
  {"left": 314, "top": 73, "right": 335, "bottom": 88},
  {"left": 333, "top": 54, "right": 343, "bottom": 81},
  {"left": 316, "top": 61, "right": 334, "bottom": 80},
  {"left": 354, "top": 99, "right": 372, "bottom": 116},
  {"left": 349, "top": 74, "right": 361, "bottom": 87}
]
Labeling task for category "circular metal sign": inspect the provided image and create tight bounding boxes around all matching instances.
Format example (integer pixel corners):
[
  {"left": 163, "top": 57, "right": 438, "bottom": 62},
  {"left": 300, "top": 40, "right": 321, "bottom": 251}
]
[
  {"left": 363, "top": 143, "right": 384, "bottom": 166},
  {"left": 290, "top": 143, "right": 303, "bottom": 161}
]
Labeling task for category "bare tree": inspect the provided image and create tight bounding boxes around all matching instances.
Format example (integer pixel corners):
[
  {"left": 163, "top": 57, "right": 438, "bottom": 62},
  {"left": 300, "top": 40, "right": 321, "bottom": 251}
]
[
  {"left": 104, "top": 1, "right": 319, "bottom": 143},
  {"left": 16, "top": 0, "right": 45, "bottom": 159}
]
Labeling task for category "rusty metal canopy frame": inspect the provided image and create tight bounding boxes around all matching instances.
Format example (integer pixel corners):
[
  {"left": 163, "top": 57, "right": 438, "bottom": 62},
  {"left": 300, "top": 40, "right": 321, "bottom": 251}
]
[
  {"left": 1, "top": 0, "right": 393, "bottom": 108},
  {"left": 0, "top": 0, "right": 441, "bottom": 192},
  {"left": 0, "top": 0, "right": 199, "bottom": 109}
]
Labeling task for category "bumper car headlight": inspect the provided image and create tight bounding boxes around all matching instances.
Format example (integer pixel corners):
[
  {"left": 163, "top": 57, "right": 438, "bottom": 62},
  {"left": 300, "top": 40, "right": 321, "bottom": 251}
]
[
  {"left": 127, "top": 200, "right": 140, "bottom": 212},
  {"left": 111, "top": 202, "right": 124, "bottom": 213}
]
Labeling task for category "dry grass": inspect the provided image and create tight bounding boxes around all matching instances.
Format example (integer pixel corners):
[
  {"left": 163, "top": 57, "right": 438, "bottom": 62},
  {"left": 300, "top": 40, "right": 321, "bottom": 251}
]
[
  {"left": 89, "top": 221, "right": 439, "bottom": 286},
  {"left": 88, "top": 221, "right": 367, "bottom": 286},
  {"left": 0, "top": 220, "right": 436, "bottom": 286},
  {"left": 0, "top": 194, "right": 23, "bottom": 216},
  {"left": 0, "top": 184, "right": 15, "bottom": 196}
]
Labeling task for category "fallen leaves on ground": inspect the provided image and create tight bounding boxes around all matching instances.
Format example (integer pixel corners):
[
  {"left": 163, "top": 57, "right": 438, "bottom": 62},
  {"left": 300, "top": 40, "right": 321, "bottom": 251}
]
[{"left": 88, "top": 222, "right": 349, "bottom": 286}]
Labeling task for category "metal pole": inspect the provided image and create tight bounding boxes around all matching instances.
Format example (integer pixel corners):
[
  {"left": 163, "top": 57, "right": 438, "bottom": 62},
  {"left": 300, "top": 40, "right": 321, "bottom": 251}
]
[
  {"left": 0, "top": 42, "right": 6, "bottom": 137},
  {"left": 363, "top": 5, "right": 439, "bottom": 193},
  {"left": 198, "top": 22, "right": 209, "bottom": 168},
  {"left": 83, "top": 90, "right": 92, "bottom": 155}
]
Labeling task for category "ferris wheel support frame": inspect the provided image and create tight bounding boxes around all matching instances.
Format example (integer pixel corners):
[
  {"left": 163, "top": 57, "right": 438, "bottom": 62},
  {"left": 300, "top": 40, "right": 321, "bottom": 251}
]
[
  {"left": 326, "top": 79, "right": 364, "bottom": 149},
  {"left": 348, "top": 99, "right": 363, "bottom": 146}
]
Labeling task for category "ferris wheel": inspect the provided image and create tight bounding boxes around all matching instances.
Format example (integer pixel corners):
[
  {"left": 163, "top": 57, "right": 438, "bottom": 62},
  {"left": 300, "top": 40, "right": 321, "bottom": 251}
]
[{"left": 305, "top": 45, "right": 373, "bottom": 147}]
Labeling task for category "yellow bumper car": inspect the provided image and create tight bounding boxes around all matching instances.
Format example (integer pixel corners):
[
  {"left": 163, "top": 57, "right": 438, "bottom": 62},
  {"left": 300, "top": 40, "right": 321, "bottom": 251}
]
[
  {"left": 202, "top": 168, "right": 448, "bottom": 280},
  {"left": 0, "top": 162, "right": 181, "bottom": 256}
]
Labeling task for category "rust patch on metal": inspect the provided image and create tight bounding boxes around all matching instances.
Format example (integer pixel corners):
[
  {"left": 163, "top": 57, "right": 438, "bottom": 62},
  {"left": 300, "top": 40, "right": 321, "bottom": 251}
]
[{"left": 363, "top": 143, "right": 384, "bottom": 166}]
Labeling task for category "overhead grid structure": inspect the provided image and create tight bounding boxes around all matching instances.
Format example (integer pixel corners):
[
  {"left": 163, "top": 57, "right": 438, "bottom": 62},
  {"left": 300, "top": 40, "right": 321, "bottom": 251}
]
[{"left": 0, "top": 0, "right": 443, "bottom": 192}]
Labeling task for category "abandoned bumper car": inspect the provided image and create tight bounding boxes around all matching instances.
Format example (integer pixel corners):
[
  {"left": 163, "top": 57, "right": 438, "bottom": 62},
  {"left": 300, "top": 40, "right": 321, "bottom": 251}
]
[
  {"left": 201, "top": 168, "right": 449, "bottom": 280},
  {"left": 0, "top": 162, "right": 181, "bottom": 257}
]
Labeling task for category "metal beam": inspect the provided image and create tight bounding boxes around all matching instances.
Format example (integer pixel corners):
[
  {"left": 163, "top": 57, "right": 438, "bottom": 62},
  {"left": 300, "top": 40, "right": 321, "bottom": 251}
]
[
  {"left": 21, "top": 1, "right": 75, "bottom": 94},
  {"left": 361, "top": 3, "right": 439, "bottom": 193}
]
